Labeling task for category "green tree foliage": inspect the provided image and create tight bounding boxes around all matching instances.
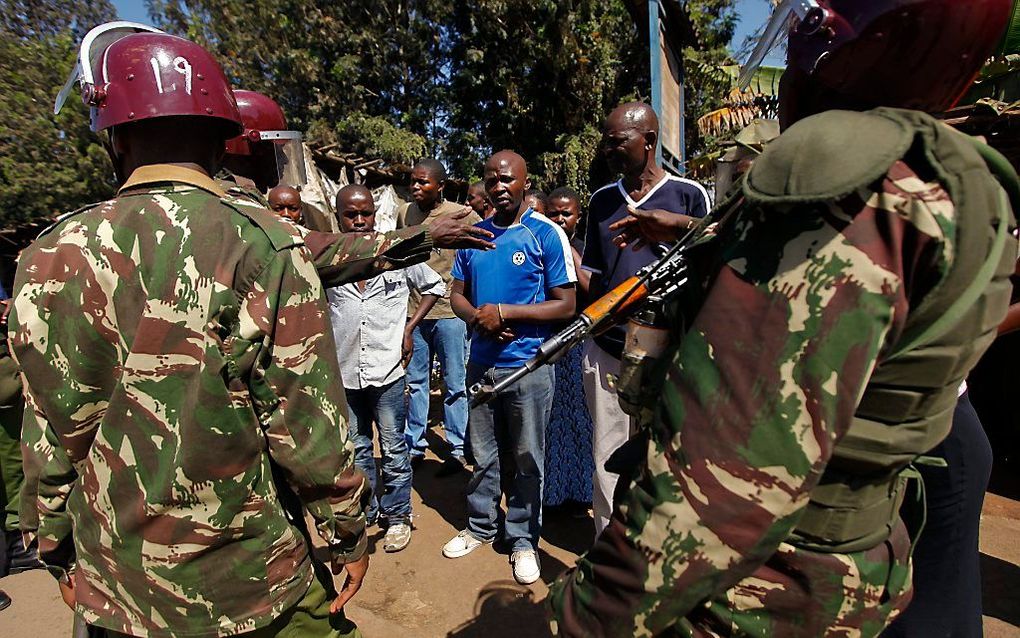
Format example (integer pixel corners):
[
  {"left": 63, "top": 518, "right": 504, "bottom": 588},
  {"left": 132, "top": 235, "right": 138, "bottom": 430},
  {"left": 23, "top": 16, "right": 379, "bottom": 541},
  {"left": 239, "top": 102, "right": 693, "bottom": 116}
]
[
  {"left": 148, "top": 0, "right": 446, "bottom": 163},
  {"left": 0, "top": 0, "right": 117, "bottom": 227},
  {"left": 0, "top": 1, "right": 737, "bottom": 227},
  {"left": 148, "top": 0, "right": 736, "bottom": 197},
  {"left": 682, "top": 0, "right": 739, "bottom": 158},
  {"left": 444, "top": 0, "right": 647, "bottom": 194}
]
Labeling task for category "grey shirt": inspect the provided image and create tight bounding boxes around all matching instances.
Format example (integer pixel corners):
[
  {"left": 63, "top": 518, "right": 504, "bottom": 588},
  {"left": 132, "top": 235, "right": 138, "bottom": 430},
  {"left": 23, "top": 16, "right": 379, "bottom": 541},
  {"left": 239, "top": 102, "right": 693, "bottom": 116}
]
[{"left": 327, "top": 263, "right": 445, "bottom": 389}]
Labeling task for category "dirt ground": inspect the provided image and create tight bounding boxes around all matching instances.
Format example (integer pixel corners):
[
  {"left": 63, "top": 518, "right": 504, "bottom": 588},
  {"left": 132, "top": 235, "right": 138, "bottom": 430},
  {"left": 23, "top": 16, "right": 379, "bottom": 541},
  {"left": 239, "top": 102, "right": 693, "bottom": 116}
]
[{"left": 2, "top": 424, "right": 1020, "bottom": 637}]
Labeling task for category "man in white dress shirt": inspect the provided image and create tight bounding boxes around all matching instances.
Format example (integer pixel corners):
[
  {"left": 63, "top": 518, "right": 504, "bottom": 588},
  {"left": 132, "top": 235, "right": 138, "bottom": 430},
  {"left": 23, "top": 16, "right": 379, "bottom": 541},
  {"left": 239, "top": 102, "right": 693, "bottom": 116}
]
[{"left": 328, "top": 185, "right": 445, "bottom": 552}]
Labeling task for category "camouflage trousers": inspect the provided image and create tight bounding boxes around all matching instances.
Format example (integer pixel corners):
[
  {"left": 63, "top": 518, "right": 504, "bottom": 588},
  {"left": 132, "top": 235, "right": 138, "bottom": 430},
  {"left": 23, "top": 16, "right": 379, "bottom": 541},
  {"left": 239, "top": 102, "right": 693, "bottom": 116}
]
[{"left": 98, "top": 578, "right": 362, "bottom": 638}]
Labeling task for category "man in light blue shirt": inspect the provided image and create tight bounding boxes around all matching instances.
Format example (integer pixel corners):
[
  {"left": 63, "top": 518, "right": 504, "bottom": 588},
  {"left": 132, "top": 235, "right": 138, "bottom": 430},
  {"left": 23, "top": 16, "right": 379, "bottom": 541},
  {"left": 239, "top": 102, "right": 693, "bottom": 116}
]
[
  {"left": 445, "top": 151, "right": 576, "bottom": 585},
  {"left": 328, "top": 185, "right": 445, "bottom": 553}
]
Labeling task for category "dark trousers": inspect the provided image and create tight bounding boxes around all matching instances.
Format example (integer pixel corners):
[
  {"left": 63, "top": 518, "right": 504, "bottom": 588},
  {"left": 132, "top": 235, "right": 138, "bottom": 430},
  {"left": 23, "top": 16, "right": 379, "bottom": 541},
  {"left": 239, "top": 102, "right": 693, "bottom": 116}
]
[
  {"left": 883, "top": 392, "right": 991, "bottom": 638},
  {"left": 0, "top": 396, "right": 21, "bottom": 578},
  {"left": 0, "top": 510, "right": 6, "bottom": 577}
]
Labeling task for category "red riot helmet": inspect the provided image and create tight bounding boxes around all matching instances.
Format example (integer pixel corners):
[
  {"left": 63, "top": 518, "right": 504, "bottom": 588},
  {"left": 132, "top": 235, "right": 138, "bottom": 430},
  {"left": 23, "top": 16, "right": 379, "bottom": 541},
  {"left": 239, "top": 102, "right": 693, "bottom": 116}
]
[
  {"left": 223, "top": 90, "right": 306, "bottom": 190},
  {"left": 225, "top": 90, "right": 288, "bottom": 155},
  {"left": 740, "top": 0, "right": 1013, "bottom": 114},
  {"left": 55, "top": 22, "right": 242, "bottom": 138}
]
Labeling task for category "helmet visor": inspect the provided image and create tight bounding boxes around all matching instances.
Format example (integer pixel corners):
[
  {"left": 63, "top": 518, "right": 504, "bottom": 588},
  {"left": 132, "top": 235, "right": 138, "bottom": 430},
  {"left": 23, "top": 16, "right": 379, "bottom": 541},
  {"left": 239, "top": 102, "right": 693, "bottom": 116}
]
[
  {"left": 55, "top": 21, "right": 164, "bottom": 115},
  {"left": 738, "top": 0, "right": 825, "bottom": 89},
  {"left": 262, "top": 131, "right": 307, "bottom": 189}
]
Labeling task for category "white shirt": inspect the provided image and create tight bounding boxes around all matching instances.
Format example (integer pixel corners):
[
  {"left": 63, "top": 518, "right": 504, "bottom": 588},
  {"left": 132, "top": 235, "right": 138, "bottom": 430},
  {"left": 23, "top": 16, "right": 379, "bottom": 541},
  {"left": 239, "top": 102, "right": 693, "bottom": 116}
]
[{"left": 327, "top": 263, "right": 445, "bottom": 389}]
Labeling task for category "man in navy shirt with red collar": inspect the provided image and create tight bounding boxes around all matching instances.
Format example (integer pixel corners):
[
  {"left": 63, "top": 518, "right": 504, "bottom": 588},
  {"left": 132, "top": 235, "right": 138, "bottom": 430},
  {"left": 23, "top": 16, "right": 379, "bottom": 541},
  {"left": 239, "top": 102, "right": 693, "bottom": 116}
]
[
  {"left": 581, "top": 102, "right": 711, "bottom": 535},
  {"left": 445, "top": 150, "right": 576, "bottom": 585}
]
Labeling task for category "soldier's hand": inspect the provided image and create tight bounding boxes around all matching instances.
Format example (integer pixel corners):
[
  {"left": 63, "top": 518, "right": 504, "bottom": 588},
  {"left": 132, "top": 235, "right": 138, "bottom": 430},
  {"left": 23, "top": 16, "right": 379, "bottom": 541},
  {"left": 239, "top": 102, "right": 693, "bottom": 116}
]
[
  {"left": 428, "top": 207, "right": 496, "bottom": 251},
  {"left": 330, "top": 554, "right": 369, "bottom": 613},
  {"left": 610, "top": 206, "right": 694, "bottom": 249},
  {"left": 58, "top": 575, "right": 76, "bottom": 610}
]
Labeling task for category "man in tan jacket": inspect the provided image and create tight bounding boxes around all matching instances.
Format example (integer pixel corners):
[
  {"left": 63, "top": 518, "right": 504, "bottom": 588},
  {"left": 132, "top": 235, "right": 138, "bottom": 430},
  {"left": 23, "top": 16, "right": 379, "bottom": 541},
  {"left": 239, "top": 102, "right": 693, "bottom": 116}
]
[{"left": 398, "top": 159, "right": 480, "bottom": 475}]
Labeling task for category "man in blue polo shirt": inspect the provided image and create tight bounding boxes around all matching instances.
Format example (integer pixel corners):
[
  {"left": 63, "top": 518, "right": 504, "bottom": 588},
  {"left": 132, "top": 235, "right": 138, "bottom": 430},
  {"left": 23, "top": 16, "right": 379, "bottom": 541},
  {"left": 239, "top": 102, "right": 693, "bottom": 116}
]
[
  {"left": 444, "top": 150, "right": 576, "bottom": 585},
  {"left": 582, "top": 102, "right": 711, "bottom": 536}
]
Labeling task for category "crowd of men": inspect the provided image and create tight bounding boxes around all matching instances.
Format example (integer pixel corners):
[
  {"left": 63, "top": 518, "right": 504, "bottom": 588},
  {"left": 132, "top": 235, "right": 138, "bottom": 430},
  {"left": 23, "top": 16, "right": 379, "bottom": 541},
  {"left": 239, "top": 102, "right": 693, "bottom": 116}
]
[{"left": 1, "top": 1, "right": 1019, "bottom": 637}]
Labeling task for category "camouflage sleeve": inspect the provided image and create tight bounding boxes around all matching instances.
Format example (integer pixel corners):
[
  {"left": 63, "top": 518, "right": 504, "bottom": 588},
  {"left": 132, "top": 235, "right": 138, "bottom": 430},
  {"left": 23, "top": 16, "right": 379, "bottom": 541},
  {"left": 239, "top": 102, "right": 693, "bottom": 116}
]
[
  {"left": 17, "top": 391, "right": 43, "bottom": 535},
  {"left": 548, "top": 161, "right": 948, "bottom": 636},
  {"left": 304, "top": 226, "right": 435, "bottom": 287},
  {"left": 246, "top": 244, "right": 368, "bottom": 564},
  {"left": 18, "top": 387, "right": 77, "bottom": 580}
]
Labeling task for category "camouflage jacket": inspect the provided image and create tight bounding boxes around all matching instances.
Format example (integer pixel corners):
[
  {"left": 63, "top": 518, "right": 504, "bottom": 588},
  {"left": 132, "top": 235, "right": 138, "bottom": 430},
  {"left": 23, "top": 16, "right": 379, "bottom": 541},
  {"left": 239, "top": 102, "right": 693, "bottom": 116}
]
[
  {"left": 548, "top": 151, "right": 1014, "bottom": 636},
  {"left": 11, "top": 165, "right": 377, "bottom": 637}
]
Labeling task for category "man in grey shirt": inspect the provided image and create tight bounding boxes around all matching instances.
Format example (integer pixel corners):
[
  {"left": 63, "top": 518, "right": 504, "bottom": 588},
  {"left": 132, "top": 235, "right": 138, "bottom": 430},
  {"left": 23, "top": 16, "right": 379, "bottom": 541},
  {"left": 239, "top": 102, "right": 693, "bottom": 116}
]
[{"left": 328, "top": 185, "right": 445, "bottom": 553}]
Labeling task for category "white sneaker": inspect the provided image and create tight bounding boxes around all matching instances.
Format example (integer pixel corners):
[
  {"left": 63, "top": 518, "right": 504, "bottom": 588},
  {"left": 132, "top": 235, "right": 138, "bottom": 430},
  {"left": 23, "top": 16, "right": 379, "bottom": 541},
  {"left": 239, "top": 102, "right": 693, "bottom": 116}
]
[
  {"left": 510, "top": 549, "right": 541, "bottom": 585},
  {"left": 383, "top": 523, "right": 411, "bottom": 553},
  {"left": 442, "top": 530, "right": 491, "bottom": 558}
]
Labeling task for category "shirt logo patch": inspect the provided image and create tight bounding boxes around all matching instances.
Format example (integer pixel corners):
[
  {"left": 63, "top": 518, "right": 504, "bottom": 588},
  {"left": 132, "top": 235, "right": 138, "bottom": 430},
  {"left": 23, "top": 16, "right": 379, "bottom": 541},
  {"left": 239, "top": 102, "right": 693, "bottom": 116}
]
[{"left": 511, "top": 251, "right": 526, "bottom": 266}]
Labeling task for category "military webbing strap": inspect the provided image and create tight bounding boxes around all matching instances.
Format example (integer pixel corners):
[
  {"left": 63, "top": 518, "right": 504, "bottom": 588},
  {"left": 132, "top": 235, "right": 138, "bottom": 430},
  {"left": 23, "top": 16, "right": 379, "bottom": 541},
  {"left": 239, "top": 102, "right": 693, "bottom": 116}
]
[
  {"left": 886, "top": 136, "right": 1017, "bottom": 358},
  {"left": 789, "top": 470, "right": 910, "bottom": 554},
  {"left": 885, "top": 180, "right": 1011, "bottom": 358}
]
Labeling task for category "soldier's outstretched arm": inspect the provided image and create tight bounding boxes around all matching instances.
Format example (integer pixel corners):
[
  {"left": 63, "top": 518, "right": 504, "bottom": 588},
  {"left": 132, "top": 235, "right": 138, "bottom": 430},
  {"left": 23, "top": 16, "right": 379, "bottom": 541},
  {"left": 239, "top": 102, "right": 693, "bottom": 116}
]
[
  {"left": 303, "top": 226, "right": 433, "bottom": 287},
  {"left": 548, "top": 163, "right": 948, "bottom": 637},
  {"left": 304, "top": 208, "right": 494, "bottom": 287},
  {"left": 248, "top": 245, "right": 369, "bottom": 566}
]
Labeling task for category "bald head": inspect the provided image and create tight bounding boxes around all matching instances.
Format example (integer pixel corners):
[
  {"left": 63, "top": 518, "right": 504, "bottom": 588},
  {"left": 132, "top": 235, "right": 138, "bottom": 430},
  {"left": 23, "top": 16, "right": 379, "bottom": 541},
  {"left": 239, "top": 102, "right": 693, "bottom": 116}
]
[
  {"left": 483, "top": 150, "right": 530, "bottom": 219},
  {"left": 335, "top": 184, "right": 376, "bottom": 232},
  {"left": 605, "top": 101, "right": 659, "bottom": 135},
  {"left": 602, "top": 102, "right": 660, "bottom": 177},
  {"left": 268, "top": 185, "right": 302, "bottom": 223},
  {"left": 336, "top": 184, "right": 372, "bottom": 206},
  {"left": 486, "top": 150, "right": 528, "bottom": 176}
]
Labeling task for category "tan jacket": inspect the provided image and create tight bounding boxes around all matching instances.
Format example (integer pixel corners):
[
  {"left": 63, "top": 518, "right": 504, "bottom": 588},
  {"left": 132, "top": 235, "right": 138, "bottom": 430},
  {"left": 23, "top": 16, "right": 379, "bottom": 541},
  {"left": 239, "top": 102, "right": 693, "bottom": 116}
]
[{"left": 398, "top": 199, "right": 480, "bottom": 319}]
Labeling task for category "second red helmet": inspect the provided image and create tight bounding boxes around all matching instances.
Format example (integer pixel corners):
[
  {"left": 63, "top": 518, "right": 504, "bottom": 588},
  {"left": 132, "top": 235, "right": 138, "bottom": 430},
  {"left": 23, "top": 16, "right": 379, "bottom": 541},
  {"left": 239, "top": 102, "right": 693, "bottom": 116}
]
[{"left": 225, "top": 90, "right": 290, "bottom": 156}]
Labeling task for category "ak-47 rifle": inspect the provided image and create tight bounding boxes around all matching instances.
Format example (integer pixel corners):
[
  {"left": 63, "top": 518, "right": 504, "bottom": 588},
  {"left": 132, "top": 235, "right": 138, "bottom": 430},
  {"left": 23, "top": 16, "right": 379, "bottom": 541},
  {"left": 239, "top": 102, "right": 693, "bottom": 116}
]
[{"left": 468, "top": 199, "right": 738, "bottom": 408}]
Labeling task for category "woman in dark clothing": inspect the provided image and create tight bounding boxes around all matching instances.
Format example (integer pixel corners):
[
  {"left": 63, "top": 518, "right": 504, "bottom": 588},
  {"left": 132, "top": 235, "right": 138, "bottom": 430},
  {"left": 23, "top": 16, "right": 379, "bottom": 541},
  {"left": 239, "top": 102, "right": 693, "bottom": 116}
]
[
  {"left": 885, "top": 265, "right": 1020, "bottom": 638},
  {"left": 541, "top": 188, "right": 594, "bottom": 509},
  {"left": 883, "top": 386, "right": 992, "bottom": 638}
]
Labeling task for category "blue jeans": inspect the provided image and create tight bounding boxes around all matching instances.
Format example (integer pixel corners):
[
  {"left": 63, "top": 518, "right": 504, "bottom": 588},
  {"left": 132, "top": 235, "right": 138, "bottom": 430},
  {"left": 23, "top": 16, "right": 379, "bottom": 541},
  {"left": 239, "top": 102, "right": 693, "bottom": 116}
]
[
  {"left": 405, "top": 318, "right": 468, "bottom": 458},
  {"left": 465, "top": 362, "right": 554, "bottom": 552},
  {"left": 346, "top": 377, "right": 412, "bottom": 525}
]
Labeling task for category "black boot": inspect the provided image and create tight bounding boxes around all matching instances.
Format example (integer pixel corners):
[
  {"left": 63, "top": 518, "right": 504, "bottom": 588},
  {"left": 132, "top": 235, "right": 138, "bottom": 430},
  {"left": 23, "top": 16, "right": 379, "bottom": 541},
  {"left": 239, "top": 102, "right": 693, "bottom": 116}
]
[
  {"left": 6, "top": 531, "right": 45, "bottom": 573},
  {"left": 0, "top": 589, "right": 10, "bottom": 612}
]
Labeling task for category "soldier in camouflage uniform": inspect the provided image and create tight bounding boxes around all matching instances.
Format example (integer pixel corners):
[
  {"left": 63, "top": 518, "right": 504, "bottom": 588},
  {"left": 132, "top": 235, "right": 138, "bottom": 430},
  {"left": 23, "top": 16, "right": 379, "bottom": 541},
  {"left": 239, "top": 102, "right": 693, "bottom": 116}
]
[
  {"left": 9, "top": 25, "right": 488, "bottom": 638},
  {"left": 548, "top": 1, "right": 1018, "bottom": 636}
]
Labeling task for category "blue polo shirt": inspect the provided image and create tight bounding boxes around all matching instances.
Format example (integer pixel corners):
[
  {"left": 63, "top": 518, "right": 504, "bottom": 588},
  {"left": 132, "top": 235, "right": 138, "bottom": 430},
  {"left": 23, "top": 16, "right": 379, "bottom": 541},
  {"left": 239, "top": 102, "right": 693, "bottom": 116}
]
[{"left": 453, "top": 208, "right": 576, "bottom": 368}]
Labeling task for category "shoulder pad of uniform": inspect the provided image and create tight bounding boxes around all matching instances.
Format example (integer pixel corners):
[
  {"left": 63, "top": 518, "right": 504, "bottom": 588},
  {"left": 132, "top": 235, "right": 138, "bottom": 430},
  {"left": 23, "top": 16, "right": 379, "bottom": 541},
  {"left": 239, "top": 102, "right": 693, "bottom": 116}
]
[
  {"left": 743, "top": 109, "right": 914, "bottom": 205},
  {"left": 35, "top": 200, "right": 112, "bottom": 239},
  {"left": 220, "top": 197, "right": 304, "bottom": 251}
]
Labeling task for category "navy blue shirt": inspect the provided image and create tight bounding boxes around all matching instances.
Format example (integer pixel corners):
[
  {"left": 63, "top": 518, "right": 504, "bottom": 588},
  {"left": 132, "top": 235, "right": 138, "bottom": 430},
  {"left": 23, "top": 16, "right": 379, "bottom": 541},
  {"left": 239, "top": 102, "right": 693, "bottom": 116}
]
[
  {"left": 581, "top": 174, "right": 710, "bottom": 357},
  {"left": 453, "top": 208, "right": 576, "bottom": 368}
]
